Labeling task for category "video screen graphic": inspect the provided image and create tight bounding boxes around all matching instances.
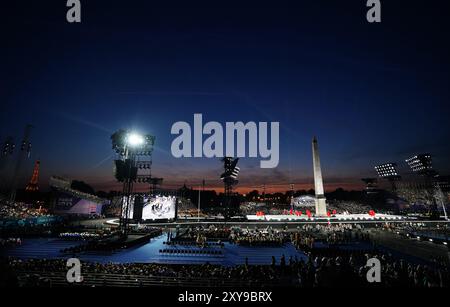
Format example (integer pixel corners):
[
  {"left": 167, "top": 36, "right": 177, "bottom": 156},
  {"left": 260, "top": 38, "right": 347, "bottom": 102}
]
[
  {"left": 142, "top": 196, "right": 176, "bottom": 220},
  {"left": 122, "top": 195, "right": 176, "bottom": 220}
]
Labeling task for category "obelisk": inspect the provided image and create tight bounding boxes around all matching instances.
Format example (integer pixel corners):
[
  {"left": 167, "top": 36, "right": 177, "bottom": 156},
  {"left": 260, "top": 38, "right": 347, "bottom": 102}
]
[{"left": 312, "top": 136, "right": 327, "bottom": 216}]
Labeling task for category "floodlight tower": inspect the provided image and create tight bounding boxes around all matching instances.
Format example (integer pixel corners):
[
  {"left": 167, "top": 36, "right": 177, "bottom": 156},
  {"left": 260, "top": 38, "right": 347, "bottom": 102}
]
[
  {"left": 111, "top": 130, "right": 155, "bottom": 236},
  {"left": 375, "top": 163, "right": 401, "bottom": 192},
  {"left": 10, "top": 125, "right": 33, "bottom": 202},
  {"left": 1, "top": 137, "right": 15, "bottom": 157},
  {"left": 220, "top": 157, "right": 240, "bottom": 218},
  {"left": 0, "top": 137, "right": 15, "bottom": 192}
]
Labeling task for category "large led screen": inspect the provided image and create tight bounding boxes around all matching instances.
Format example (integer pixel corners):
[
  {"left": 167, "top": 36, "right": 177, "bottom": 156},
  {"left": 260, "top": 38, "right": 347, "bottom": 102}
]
[{"left": 122, "top": 195, "right": 176, "bottom": 220}]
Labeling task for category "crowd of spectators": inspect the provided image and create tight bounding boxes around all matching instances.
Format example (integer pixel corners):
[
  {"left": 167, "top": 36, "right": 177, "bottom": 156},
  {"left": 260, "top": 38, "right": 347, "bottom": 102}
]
[
  {"left": 0, "top": 200, "right": 50, "bottom": 220},
  {"left": 59, "top": 232, "right": 102, "bottom": 240},
  {"left": 292, "top": 224, "right": 371, "bottom": 247},
  {"left": 177, "top": 225, "right": 289, "bottom": 247},
  {"left": 4, "top": 245, "right": 449, "bottom": 287},
  {"left": 326, "top": 200, "right": 374, "bottom": 215},
  {"left": 230, "top": 228, "right": 289, "bottom": 246},
  {"left": 181, "top": 225, "right": 231, "bottom": 240},
  {"left": 304, "top": 248, "right": 449, "bottom": 287},
  {"left": 240, "top": 200, "right": 378, "bottom": 216},
  {"left": 2, "top": 219, "right": 449, "bottom": 287},
  {"left": 0, "top": 237, "right": 22, "bottom": 247},
  {"left": 177, "top": 224, "right": 372, "bottom": 248}
]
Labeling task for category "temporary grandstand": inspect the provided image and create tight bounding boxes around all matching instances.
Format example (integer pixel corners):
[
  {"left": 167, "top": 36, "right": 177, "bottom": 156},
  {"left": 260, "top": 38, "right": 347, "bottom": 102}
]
[
  {"left": 292, "top": 195, "right": 316, "bottom": 208},
  {"left": 49, "top": 176, "right": 109, "bottom": 216}
]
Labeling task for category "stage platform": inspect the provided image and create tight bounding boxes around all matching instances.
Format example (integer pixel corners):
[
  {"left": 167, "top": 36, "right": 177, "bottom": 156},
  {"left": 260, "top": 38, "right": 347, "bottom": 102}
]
[
  {"left": 96, "top": 233, "right": 152, "bottom": 249},
  {"left": 105, "top": 213, "right": 412, "bottom": 227}
]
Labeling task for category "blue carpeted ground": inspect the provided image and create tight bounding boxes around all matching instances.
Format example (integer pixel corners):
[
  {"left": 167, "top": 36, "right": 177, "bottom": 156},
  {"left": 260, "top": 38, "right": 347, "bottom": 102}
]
[{"left": 1, "top": 235, "right": 308, "bottom": 266}]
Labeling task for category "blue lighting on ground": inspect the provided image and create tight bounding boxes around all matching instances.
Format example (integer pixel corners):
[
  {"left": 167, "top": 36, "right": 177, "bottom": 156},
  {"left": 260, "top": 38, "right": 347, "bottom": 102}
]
[{"left": 2, "top": 235, "right": 308, "bottom": 266}]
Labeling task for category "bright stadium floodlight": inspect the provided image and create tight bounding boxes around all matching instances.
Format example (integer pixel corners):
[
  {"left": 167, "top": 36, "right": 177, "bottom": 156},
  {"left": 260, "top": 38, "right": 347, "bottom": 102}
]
[
  {"left": 375, "top": 163, "right": 400, "bottom": 178},
  {"left": 374, "top": 162, "right": 402, "bottom": 193},
  {"left": 126, "top": 133, "right": 144, "bottom": 147}
]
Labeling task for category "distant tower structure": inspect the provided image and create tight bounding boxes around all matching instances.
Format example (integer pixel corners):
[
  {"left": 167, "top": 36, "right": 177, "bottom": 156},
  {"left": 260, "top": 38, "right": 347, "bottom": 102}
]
[
  {"left": 10, "top": 124, "right": 33, "bottom": 202},
  {"left": 220, "top": 157, "right": 240, "bottom": 196},
  {"left": 312, "top": 137, "right": 327, "bottom": 216},
  {"left": 26, "top": 160, "right": 40, "bottom": 192}
]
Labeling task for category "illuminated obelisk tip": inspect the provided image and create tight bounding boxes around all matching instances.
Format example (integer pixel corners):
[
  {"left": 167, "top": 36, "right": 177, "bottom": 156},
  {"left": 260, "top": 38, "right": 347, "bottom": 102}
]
[{"left": 312, "top": 136, "right": 327, "bottom": 216}]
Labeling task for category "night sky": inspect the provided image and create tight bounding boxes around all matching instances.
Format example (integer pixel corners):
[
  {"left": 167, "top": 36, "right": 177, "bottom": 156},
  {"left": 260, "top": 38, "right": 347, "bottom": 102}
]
[{"left": 1, "top": 0, "right": 450, "bottom": 193}]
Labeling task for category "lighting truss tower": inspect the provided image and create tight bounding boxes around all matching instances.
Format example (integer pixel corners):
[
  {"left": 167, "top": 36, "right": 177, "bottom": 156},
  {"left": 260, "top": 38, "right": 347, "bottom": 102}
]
[
  {"left": 1, "top": 137, "right": 15, "bottom": 157},
  {"left": 220, "top": 157, "right": 240, "bottom": 196},
  {"left": 111, "top": 130, "right": 155, "bottom": 236},
  {"left": 148, "top": 177, "right": 164, "bottom": 195}
]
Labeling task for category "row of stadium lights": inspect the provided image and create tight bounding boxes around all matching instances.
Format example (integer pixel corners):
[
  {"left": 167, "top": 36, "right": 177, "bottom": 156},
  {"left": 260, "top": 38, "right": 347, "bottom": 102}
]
[
  {"left": 405, "top": 155, "right": 432, "bottom": 172},
  {"left": 375, "top": 163, "right": 399, "bottom": 177},
  {"left": 375, "top": 154, "right": 434, "bottom": 178},
  {"left": 1, "top": 139, "right": 32, "bottom": 157}
]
